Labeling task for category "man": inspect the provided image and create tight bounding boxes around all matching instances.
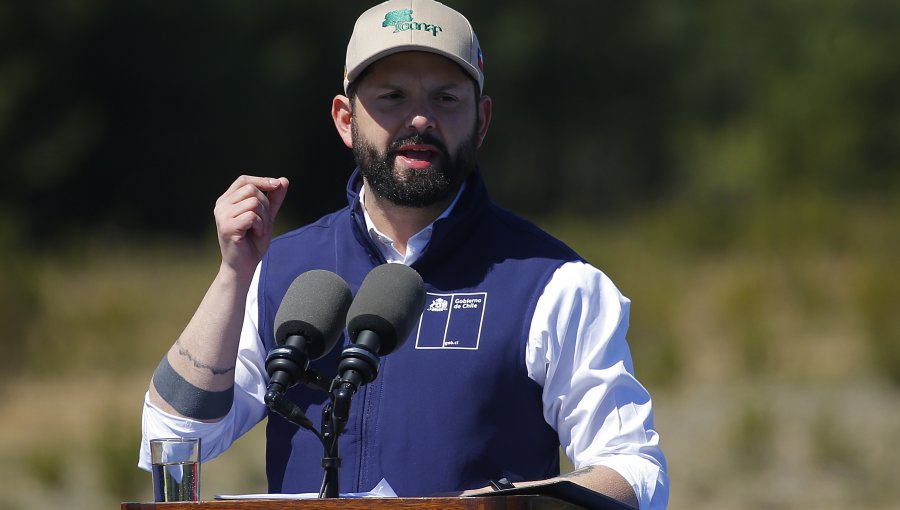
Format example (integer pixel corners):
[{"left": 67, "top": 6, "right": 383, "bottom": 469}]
[{"left": 140, "top": 1, "right": 668, "bottom": 508}]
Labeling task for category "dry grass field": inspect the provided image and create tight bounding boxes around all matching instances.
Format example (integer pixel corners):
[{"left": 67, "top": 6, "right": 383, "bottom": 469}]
[{"left": 1, "top": 198, "right": 897, "bottom": 509}]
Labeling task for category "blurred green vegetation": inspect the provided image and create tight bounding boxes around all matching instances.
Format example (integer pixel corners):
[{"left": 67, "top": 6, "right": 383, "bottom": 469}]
[
  {"left": 546, "top": 192, "right": 900, "bottom": 387},
  {"left": 1, "top": 0, "right": 898, "bottom": 238},
  {"left": 93, "top": 412, "right": 148, "bottom": 499},
  {"left": 3, "top": 196, "right": 894, "bottom": 390}
]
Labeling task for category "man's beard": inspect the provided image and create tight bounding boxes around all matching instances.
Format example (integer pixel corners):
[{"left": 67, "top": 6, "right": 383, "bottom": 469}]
[{"left": 351, "top": 118, "right": 478, "bottom": 208}]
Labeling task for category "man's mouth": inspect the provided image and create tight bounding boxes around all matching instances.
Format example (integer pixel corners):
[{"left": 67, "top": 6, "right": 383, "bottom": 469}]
[{"left": 396, "top": 144, "right": 438, "bottom": 169}]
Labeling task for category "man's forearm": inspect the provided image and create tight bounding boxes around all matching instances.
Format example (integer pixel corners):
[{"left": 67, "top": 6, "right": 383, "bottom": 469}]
[
  {"left": 555, "top": 465, "right": 638, "bottom": 509},
  {"left": 148, "top": 265, "right": 254, "bottom": 421}
]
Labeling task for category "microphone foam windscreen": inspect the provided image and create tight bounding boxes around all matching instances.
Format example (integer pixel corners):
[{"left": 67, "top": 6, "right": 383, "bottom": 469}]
[
  {"left": 346, "top": 263, "right": 426, "bottom": 354},
  {"left": 274, "top": 270, "right": 353, "bottom": 359}
]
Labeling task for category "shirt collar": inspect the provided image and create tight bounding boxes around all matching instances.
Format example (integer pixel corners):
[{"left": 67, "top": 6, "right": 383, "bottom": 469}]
[{"left": 359, "top": 183, "right": 466, "bottom": 265}]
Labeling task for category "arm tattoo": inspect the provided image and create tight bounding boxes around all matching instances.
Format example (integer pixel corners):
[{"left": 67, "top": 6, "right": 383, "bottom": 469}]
[
  {"left": 175, "top": 338, "right": 235, "bottom": 375},
  {"left": 559, "top": 466, "right": 597, "bottom": 479},
  {"left": 153, "top": 356, "right": 234, "bottom": 420}
]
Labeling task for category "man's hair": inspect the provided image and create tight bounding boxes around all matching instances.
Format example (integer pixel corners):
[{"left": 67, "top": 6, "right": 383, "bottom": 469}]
[{"left": 345, "top": 65, "right": 373, "bottom": 105}]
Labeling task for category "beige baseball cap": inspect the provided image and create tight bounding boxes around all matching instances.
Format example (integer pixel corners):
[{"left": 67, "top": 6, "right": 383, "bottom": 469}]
[{"left": 343, "top": 0, "right": 484, "bottom": 94}]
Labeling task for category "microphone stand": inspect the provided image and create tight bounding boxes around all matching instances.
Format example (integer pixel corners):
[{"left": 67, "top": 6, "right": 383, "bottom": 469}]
[
  {"left": 317, "top": 330, "right": 383, "bottom": 497},
  {"left": 319, "top": 377, "right": 357, "bottom": 498},
  {"left": 265, "top": 369, "right": 358, "bottom": 499},
  {"left": 319, "top": 400, "right": 341, "bottom": 498},
  {"left": 266, "top": 346, "right": 378, "bottom": 499}
]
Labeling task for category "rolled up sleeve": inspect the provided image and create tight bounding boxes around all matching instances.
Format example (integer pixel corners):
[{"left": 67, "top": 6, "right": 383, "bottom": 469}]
[
  {"left": 139, "top": 267, "right": 269, "bottom": 470},
  {"left": 526, "top": 261, "right": 669, "bottom": 510}
]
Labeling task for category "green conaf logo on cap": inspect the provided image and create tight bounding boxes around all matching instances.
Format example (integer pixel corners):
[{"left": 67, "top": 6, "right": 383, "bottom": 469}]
[{"left": 382, "top": 9, "right": 443, "bottom": 36}]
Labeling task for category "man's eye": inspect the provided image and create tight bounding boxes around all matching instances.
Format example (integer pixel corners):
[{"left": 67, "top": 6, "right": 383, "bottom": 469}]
[{"left": 437, "top": 94, "right": 458, "bottom": 103}]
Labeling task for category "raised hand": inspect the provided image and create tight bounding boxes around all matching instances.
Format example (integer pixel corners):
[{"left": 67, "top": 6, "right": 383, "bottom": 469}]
[{"left": 214, "top": 175, "right": 290, "bottom": 278}]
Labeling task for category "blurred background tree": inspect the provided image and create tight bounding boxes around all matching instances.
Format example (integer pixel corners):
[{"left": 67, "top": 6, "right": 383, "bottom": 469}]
[{"left": 2, "top": 0, "right": 898, "bottom": 238}]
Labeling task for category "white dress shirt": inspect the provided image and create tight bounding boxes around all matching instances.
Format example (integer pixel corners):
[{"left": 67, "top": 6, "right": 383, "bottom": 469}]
[{"left": 141, "top": 187, "right": 668, "bottom": 509}]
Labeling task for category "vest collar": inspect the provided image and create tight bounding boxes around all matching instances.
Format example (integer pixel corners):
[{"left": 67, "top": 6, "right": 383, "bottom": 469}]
[{"left": 344, "top": 167, "right": 491, "bottom": 274}]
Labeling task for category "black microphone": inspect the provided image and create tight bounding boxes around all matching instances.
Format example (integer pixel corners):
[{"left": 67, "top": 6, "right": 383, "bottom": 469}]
[
  {"left": 334, "top": 263, "right": 426, "bottom": 402},
  {"left": 265, "top": 270, "right": 353, "bottom": 399}
]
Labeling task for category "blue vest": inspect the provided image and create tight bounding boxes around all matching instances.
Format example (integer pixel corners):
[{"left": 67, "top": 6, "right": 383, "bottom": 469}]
[{"left": 257, "top": 169, "right": 582, "bottom": 496}]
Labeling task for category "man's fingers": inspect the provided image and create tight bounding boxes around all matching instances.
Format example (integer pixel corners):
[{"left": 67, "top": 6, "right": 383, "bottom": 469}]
[
  {"left": 230, "top": 210, "right": 265, "bottom": 238},
  {"left": 219, "top": 175, "right": 286, "bottom": 203},
  {"left": 217, "top": 178, "right": 286, "bottom": 220},
  {"left": 213, "top": 175, "right": 288, "bottom": 275},
  {"left": 221, "top": 195, "right": 269, "bottom": 232},
  {"left": 215, "top": 175, "right": 288, "bottom": 258},
  {"left": 266, "top": 177, "right": 290, "bottom": 219}
]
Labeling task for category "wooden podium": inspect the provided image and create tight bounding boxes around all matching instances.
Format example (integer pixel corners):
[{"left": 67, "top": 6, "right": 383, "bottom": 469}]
[
  {"left": 121, "top": 496, "right": 588, "bottom": 510},
  {"left": 121, "top": 479, "right": 638, "bottom": 509}
]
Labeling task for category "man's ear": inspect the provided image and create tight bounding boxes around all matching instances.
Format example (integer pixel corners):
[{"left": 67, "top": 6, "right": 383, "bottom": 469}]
[
  {"left": 332, "top": 95, "right": 354, "bottom": 149},
  {"left": 476, "top": 95, "right": 492, "bottom": 148}
]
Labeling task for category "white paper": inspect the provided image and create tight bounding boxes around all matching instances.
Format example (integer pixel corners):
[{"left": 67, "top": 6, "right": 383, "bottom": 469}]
[{"left": 215, "top": 478, "right": 397, "bottom": 500}]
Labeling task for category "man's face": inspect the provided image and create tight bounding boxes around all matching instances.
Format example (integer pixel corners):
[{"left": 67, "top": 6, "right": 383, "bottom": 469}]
[{"left": 348, "top": 52, "right": 486, "bottom": 208}]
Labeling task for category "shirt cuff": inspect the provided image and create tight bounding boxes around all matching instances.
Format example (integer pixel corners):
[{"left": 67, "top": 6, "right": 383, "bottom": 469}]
[{"left": 139, "top": 391, "right": 241, "bottom": 471}]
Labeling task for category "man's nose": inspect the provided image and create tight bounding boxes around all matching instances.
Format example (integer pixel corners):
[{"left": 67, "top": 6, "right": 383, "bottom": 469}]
[{"left": 407, "top": 103, "right": 436, "bottom": 132}]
